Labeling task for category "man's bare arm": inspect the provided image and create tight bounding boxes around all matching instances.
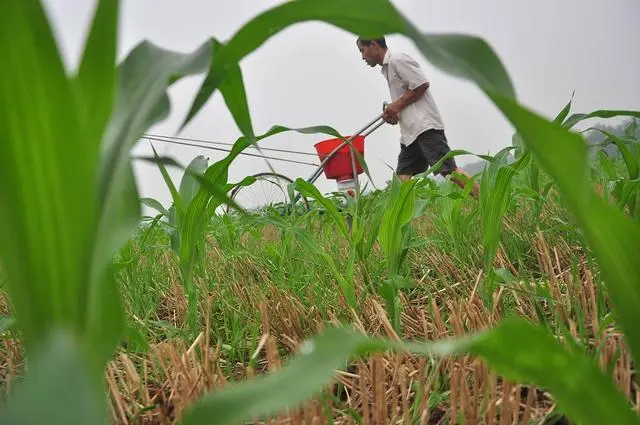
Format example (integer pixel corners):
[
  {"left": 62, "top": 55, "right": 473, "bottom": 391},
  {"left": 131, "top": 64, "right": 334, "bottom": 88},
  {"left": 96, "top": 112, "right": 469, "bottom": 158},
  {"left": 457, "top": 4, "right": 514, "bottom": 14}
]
[
  {"left": 395, "top": 82, "right": 429, "bottom": 110},
  {"left": 384, "top": 82, "right": 429, "bottom": 123}
]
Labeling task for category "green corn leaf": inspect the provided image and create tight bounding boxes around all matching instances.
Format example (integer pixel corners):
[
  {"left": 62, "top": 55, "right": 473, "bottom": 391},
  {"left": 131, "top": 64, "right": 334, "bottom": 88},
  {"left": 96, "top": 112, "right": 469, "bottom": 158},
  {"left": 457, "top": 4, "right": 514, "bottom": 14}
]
[
  {"left": 479, "top": 148, "right": 517, "bottom": 268},
  {"left": 78, "top": 0, "right": 130, "bottom": 371},
  {"left": 511, "top": 133, "right": 526, "bottom": 160},
  {"left": 176, "top": 143, "right": 251, "bottom": 277},
  {"left": 514, "top": 92, "right": 572, "bottom": 173},
  {"left": 0, "top": 0, "right": 93, "bottom": 352},
  {"left": 0, "top": 0, "right": 128, "bottom": 377},
  {"left": 141, "top": 197, "right": 171, "bottom": 217},
  {"left": 526, "top": 160, "right": 541, "bottom": 194},
  {"left": 488, "top": 91, "right": 640, "bottom": 376},
  {"left": 553, "top": 91, "right": 575, "bottom": 125},
  {"left": 87, "top": 35, "right": 216, "bottom": 364},
  {"left": 179, "top": 155, "right": 209, "bottom": 207},
  {"left": 378, "top": 177, "right": 418, "bottom": 277},
  {"left": 167, "top": 137, "right": 258, "bottom": 331},
  {"left": 181, "top": 317, "right": 637, "bottom": 425},
  {"left": 588, "top": 128, "right": 639, "bottom": 180},
  {"left": 563, "top": 110, "right": 640, "bottom": 130},
  {"left": 99, "top": 37, "right": 212, "bottom": 261},
  {"left": 210, "top": 36, "right": 285, "bottom": 180},
  {"left": 293, "top": 179, "right": 350, "bottom": 239},
  {"left": 72, "top": 0, "right": 118, "bottom": 145},
  {"left": 0, "top": 329, "right": 109, "bottom": 425},
  {"left": 191, "top": 174, "right": 249, "bottom": 216},
  {"left": 151, "top": 145, "right": 184, "bottom": 214},
  {"left": 295, "top": 229, "right": 356, "bottom": 308},
  {"left": 101, "top": 39, "right": 210, "bottom": 191},
  {"left": 521, "top": 92, "right": 575, "bottom": 192},
  {"left": 134, "top": 154, "right": 186, "bottom": 168},
  {"left": 414, "top": 149, "right": 497, "bottom": 180},
  {"left": 213, "top": 38, "right": 255, "bottom": 143},
  {"left": 182, "top": 0, "right": 514, "bottom": 129},
  {"left": 479, "top": 148, "right": 530, "bottom": 269},
  {"left": 182, "top": 0, "right": 404, "bottom": 127},
  {"left": 457, "top": 318, "right": 639, "bottom": 425},
  {"left": 357, "top": 195, "right": 387, "bottom": 261},
  {"left": 404, "top": 30, "right": 515, "bottom": 99},
  {"left": 613, "top": 179, "right": 640, "bottom": 211},
  {"left": 596, "top": 150, "right": 619, "bottom": 181},
  {"left": 257, "top": 216, "right": 356, "bottom": 308},
  {"left": 85, "top": 146, "right": 136, "bottom": 375}
]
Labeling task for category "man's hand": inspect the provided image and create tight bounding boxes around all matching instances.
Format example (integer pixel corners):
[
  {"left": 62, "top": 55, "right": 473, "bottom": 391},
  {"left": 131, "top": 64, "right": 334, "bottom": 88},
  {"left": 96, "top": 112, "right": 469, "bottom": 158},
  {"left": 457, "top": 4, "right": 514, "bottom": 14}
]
[
  {"left": 383, "top": 101, "right": 402, "bottom": 125},
  {"left": 383, "top": 82, "right": 429, "bottom": 125}
]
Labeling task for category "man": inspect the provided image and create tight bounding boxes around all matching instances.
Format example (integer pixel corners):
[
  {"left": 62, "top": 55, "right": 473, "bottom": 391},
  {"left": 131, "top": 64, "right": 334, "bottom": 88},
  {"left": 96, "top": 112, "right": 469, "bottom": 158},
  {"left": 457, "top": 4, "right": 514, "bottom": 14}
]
[{"left": 356, "top": 37, "right": 480, "bottom": 199}]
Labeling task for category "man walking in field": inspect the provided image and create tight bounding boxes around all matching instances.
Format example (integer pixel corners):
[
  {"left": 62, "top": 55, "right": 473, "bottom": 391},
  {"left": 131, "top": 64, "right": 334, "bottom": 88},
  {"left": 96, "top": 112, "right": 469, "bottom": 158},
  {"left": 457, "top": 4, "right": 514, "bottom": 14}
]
[{"left": 356, "top": 37, "right": 480, "bottom": 199}]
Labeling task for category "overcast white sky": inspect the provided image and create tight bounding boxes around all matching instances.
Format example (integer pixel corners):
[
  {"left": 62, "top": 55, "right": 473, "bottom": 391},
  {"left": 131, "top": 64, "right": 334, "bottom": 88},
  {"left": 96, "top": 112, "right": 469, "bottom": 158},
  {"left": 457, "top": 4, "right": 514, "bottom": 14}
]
[{"left": 43, "top": 0, "right": 640, "bottom": 209}]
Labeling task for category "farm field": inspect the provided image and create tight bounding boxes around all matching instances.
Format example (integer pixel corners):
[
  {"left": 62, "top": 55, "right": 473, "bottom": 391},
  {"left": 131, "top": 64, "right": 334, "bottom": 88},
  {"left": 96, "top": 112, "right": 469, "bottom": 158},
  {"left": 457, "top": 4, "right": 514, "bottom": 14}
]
[
  {"left": 1, "top": 1, "right": 640, "bottom": 425},
  {"left": 2, "top": 142, "right": 639, "bottom": 424},
  {"left": 115, "top": 162, "right": 637, "bottom": 424}
]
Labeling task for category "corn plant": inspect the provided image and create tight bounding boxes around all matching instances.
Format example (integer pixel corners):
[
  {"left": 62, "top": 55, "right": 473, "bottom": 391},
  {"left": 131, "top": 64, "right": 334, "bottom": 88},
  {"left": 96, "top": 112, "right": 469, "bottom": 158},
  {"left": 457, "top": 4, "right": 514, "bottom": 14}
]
[
  {"left": 291, "top": 176, "right": 390, "bottom": 308},
  {"left": 293, "top": 170, "right": 424, "bottom": 328},
  {"left": 376, "top": 175, "right": 419, "bottom": 333},
  {"left": 143, "top": 154, "right": 208, "bottom": 254},
  {"left": 477, "top": 146, "right": 532, "bottom": 304},
  {"left": 141, "top": 149, "right": 258, "bottom": 333},
  {"left": 2, "top": 1, "right": 640, "bottom": 425},
  {"left": 586, "top": 126, "right": 640, "bottom": 220}
]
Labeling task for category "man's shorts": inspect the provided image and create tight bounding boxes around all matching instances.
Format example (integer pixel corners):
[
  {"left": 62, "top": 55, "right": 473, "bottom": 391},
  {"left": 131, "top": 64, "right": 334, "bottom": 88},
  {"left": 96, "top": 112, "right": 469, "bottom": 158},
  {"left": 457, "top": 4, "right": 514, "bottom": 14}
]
[{"left": 396, "top": 128, "right": 457, "bottom": 176}]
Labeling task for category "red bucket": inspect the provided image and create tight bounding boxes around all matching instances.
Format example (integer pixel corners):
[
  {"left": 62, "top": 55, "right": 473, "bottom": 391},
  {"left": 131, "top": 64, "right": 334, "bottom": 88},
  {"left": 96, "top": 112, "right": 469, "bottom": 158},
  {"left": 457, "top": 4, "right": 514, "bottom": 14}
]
[{"left": 314, "top": 135, "right": 365, "bottom": 181}]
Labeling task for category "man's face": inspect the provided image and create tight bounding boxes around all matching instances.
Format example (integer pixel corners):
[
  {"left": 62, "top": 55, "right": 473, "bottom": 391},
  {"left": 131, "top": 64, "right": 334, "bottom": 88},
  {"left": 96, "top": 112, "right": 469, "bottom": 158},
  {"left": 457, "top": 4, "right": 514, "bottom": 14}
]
[{"left": 357, "top": 41, "right": 379, "bottom": 67}]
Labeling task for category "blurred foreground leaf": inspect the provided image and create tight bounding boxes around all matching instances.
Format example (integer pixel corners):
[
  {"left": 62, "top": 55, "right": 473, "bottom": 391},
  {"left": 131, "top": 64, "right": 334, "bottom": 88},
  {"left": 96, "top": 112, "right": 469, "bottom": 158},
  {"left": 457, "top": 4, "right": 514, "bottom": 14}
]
[
  {"left": 183, "top": 0, "right": 514, "bottom": 129},
  {"left": 181, "top": 318, "right": 637, "bottom": 425},
  {"left": 488, "top": 92, "right": 640, "bottom": 375},
  {"left": 0, "top": 0, "right": 105, "bottom": 362},
  {"left": 0, "top": 329, "right": 108, "bottom": 425}
]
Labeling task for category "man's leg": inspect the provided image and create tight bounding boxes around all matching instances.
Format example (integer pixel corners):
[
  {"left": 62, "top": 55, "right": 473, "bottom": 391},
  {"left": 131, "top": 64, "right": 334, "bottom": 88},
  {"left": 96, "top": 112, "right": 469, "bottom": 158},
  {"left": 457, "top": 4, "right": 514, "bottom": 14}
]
[
  {"left": 416, "top": 129, "right": 480, "bottom": 199},
  {"left": 396, "top": 141, "right": 427, "bottom": 182}
]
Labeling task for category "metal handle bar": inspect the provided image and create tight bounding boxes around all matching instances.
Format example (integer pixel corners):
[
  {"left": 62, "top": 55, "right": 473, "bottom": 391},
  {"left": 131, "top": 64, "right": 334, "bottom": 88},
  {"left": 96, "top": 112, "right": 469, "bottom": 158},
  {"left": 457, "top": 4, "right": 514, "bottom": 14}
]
[{"left": 357, "top": 101, "right": 387, "bottom": 137}]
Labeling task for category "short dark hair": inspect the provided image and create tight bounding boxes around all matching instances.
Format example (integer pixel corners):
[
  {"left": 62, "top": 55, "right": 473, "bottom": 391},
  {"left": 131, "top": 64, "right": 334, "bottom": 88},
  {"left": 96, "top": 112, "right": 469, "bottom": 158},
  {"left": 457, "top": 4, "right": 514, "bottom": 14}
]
[{"left": 356, "top": 37, "right": 387, "bottom": 48}]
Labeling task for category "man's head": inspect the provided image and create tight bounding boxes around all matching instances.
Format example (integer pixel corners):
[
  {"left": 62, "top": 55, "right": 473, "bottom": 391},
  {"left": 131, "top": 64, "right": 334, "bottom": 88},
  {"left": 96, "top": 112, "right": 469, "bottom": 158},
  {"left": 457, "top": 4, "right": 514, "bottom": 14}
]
[{"left": 356, "top": 37, "right": 387, "bottom": 67}]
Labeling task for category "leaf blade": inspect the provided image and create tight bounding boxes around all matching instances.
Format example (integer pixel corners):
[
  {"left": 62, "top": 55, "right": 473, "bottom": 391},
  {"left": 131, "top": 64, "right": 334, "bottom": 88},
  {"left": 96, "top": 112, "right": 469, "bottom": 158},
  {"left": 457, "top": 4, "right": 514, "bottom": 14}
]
[
  {"left": 563, "top": 110, "right": 640, "bottom": 129},
  {"left": 488, "top": 91, "right": 640, "bottom": 373},
  {"left": 180, "top": 318, "right": 637, "bottom": 425},
  {"left": 0, "top": 0, "right": 93, "bottom": 351},
  {"left": 0, "top": 329, "right": 109, "bottom": 425},
  {"left": 179, "top": 155, "right": 209, "bottom": 207},
  {"left": 73, "top": 0, "right": 118, "bottom": 146},
  {"left": 141, "top": 197, "right": 171, "bottom": 217},
  {"left": 293, "top": 179, "right": 350, "bottom": 239},
  {"left": 182, "top": 0, "right": 514, "bottom": 128}
]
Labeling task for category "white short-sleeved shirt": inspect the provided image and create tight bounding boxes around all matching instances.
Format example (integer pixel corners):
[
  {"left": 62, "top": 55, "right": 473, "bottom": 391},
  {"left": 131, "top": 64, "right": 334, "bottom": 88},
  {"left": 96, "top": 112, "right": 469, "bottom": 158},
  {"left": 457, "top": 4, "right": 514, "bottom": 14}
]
[{"left": 381, "top": 50, "right": 445, "bottom": 146}]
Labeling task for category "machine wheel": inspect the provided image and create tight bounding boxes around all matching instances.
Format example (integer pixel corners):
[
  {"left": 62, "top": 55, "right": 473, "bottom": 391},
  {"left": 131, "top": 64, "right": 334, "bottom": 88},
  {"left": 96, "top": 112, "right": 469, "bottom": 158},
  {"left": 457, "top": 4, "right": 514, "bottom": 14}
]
[{"left": 225, "top": 172, "right": 310, "bottom": 215}]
